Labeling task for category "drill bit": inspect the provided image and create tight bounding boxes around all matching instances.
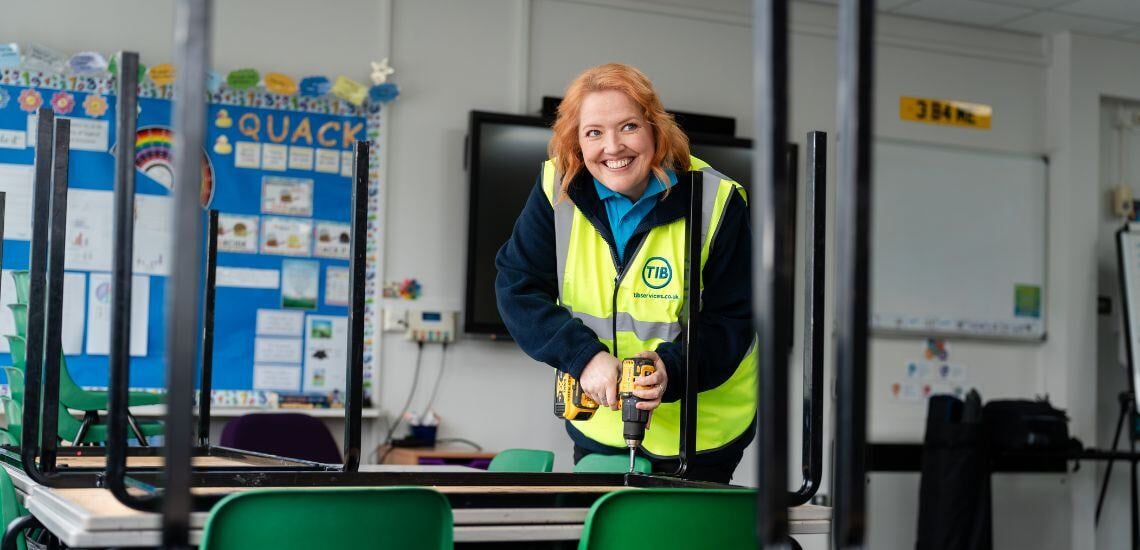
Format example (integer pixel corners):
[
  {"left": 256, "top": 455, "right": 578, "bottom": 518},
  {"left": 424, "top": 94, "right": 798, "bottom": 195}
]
[{"left": 628, "top": 447, "right": 636, "bottom": 473}]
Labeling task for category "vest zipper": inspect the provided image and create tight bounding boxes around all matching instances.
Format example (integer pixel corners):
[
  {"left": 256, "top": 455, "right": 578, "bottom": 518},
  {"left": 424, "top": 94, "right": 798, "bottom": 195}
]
[{"left": 610, "top": 235, "right": 650, "bottom": 360}]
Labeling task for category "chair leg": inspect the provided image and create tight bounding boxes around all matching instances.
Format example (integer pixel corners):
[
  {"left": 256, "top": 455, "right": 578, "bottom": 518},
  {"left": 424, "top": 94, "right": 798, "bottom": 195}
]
[
  {"left": 72, "top": 411, "right": 98, "bottom": 446},
  {"left": 127, "top": 412, "right": 149, "bottom": 446},
  {"left": 2, "top": 515, "right": 42, "bottom": 550}
]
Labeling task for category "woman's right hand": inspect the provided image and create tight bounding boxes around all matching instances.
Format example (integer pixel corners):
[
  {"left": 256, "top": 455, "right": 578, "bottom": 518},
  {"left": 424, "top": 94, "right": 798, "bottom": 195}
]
[{"left": 580, "top": 351, "right": 621, "bottom": 411}]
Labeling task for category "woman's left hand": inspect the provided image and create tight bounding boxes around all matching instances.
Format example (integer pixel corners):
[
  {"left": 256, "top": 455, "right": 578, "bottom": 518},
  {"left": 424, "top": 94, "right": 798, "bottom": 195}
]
[{"left": 631, "top": 351, "right": 668, "bottom": 412}]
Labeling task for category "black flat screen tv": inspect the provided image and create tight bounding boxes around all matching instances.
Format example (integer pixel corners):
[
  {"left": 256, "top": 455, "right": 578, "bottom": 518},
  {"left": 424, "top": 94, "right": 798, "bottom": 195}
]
[{"left": 463, "top": 110, "right": 754, "bottom": 338}]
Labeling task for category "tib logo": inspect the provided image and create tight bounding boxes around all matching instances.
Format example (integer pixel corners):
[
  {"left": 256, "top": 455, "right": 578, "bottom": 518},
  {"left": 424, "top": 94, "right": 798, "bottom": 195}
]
[{"left": 642, "top": 257, "right": 673, "bottom": 289}]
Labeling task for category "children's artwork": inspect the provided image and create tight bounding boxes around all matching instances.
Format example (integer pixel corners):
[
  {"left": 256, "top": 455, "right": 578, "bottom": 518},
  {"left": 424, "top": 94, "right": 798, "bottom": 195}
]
[
  {"left": 923, "top": 338, "right": 949, "bottom": 361},
  {"left": 85, "top": 273, "right": 149, "bottom": 357},
  {"left": 217, "top": 214, "right": 259, "bottom": 253},
  {"left": 304, "top": 315, "right": 348, "bottom": 392},
  {"left": 313, "top": 221, "right": 351, "bottom": 259},
  {"left": 133, "top": 194, "right": 172, "bottom": 275},
  {"left": 325, "top": 266, "right": 349, "bottom": 306},
  {"left": 260, "top": 216, "right": 312, "bottom": 256},
  {"left": 64, "top": 189, "right": 113, "bottom": 271},
  {"left": 281, "top": 259, "right": 319, "bottom": 310},
  {"left": 262, "top": 176, "right": 313, "bottom": 217}
]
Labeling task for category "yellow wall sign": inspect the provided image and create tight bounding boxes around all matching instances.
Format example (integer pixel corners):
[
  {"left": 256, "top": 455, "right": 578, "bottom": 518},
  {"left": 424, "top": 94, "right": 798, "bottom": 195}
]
[{"left": 899, "top": 96, "right": 991, "bottom": 130}]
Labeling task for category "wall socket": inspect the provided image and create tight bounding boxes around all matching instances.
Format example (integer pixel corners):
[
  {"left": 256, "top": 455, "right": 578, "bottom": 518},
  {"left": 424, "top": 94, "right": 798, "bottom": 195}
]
[{"left": 382, "top": 308, "right": 408, "bottom": 333}]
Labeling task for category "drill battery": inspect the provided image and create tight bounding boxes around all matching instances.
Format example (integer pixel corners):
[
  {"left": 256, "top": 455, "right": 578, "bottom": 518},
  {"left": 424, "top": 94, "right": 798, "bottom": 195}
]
[{"left": 554, "top": 370, "right": 598, "bottom": 421}]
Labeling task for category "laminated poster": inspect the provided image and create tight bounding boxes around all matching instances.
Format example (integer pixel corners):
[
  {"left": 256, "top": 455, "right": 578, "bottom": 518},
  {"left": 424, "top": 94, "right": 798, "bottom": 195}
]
[
  {"left": 303, "top": 315, "right": 348, "bottom": 393},
  {"left": 261, "top": 176, "right": 313, "bottom": 217},
  {"left": 281, "top": 259, "right": 319, "bottom": 310},
  {"left": 260, "top": 216, "right": 312, "bottom": 257},
  {"left": 313, "top": 221, "right": 351, "bottom": 259},
  {"left": 217, "top": 214, "right": 259, "bottom": 253},
  {"left": 325, "top": 266, "right": 349, "bottom": 306}
]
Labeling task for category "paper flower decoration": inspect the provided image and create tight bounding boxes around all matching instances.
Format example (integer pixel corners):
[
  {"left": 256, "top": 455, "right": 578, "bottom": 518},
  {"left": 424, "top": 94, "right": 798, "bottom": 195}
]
[
  {"left": 206, "top": 71, "right": 223, "bottom": 94},
  {"left": 369, "top": 83, "right": 399, "bottom": 104},
  {"left": 300, "top": 76, "right": 331, "bottom": 97},
  {"left": 50, "top": 91, "right": 75, "bottom": 115},
  {"left": 370, "top": 58, "right": 395, "bottom": 85},
  {"left": 398, "top": 278, "right": 421, "bottom": 300},
  {"left": 0, "top": 88, "right": 9, "bottom": 110},
  {"left": 17, "top": 88, "right": 42, "bottom": 113},
  {"left": 82, "top": 94, "right": 108, "bottom": 118}
]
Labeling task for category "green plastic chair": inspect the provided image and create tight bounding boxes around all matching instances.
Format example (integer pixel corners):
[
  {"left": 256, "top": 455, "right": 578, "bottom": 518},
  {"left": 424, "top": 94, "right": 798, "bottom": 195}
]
[
  {"left": 7, "top": 305, "right": 25, "bottom": 338},
  {"left": 3, "top": 367, "right": 162, "bottom": 445},
  {"left": 578, "top": 489, "right": 757, "bottom": 550},
  {"left": 200, "top": 487, "right": 453, "bottom": 550},
  {"left": 486, "top": 449, "right": 555, "bottom": 472},
  {"left": 6, "top": 334, "right": 165, "bottom": 409},
  {"left": 10, "top": 271, "right": 27, "bottom": 306},
  {"left": 573, "top": 453, "right": 652, "bottom": 474},
  {"left": 0, "top": 467, "right": 29, "bottom": 550}
]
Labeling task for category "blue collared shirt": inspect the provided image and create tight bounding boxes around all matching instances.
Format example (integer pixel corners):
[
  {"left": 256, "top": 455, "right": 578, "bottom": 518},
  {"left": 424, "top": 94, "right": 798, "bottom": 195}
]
[{"left": 593, "top": 169, "right": 677, "bottom": 264}]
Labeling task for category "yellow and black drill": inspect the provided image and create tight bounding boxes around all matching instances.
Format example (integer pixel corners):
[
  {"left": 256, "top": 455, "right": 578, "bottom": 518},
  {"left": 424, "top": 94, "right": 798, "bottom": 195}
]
[
  {"left": 554, "top": 357, "right": 655, "bottom": 473},
  {"left": 619, "top": 357, "right": 656, "bottom": 473}
]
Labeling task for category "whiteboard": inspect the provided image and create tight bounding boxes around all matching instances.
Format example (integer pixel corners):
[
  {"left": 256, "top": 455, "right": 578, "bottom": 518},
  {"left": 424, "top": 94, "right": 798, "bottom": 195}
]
[
  {"left": 1117, "top": 226, "right": 1140, "bottom": 394},
  {"left": 870, "top": 140, "right": 1047, "bottom": 341}
]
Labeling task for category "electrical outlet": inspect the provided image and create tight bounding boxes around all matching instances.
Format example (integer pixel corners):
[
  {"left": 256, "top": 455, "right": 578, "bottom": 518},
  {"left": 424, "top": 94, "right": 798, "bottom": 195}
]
[
  {"left": 383, "top": 308, "right": 408, "bottom": 333},
  {"left": 406, "top": 310, "right": 458, "bottom": 343}
]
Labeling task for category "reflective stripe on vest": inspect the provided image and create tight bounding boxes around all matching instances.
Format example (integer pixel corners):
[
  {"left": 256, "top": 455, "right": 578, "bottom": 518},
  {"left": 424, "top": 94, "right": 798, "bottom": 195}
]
[{"left": 542, "top": 157, "right": 758, "bottom": 457}]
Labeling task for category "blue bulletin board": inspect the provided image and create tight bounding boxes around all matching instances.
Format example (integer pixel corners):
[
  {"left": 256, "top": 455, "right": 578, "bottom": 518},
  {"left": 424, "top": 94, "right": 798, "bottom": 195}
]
[{"left": 0, "top": 69, "right": 382, "bottom": 405}]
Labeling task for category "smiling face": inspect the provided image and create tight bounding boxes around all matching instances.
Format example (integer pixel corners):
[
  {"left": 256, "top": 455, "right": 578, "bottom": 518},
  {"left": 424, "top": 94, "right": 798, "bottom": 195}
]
[{"left": 578, "top": 90, "right": 656, "bottom": 200}]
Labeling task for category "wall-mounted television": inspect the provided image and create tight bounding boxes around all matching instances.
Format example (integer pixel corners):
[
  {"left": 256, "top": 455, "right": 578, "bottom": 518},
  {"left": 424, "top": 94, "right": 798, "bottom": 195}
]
[{"left": 463, "top": 110, "right": 755, "bottom": 338}]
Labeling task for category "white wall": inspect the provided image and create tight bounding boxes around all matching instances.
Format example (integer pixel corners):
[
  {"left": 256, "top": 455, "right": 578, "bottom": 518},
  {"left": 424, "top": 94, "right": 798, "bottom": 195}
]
[{"left": 1065, "top": 34, "right": 1140, "bottom": 550}]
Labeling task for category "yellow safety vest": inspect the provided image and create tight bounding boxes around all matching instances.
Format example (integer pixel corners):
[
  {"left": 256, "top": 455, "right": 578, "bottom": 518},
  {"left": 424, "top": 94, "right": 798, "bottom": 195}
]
[{"left": 542, "top": 156, "right": 758, "bottom": 458}]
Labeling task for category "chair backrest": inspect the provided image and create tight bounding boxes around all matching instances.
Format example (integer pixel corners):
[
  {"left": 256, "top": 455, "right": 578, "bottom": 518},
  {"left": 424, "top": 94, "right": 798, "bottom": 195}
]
[
  {"left": 573, "top": 453, "right": 652, "bottom": 474},
  {"left": 200, "top": 487, "right": 453, "bottom": 550},
  {"left": 2, "top": 366, "right": 107, "bottom": 445},
  {"left": 486, "top": 448, "right": 555, "bottom": 472},
  {"left": 7, "top": 304, "right": 25, "bottom": 338},
  {"left": 578, "top": 489, "right": 757, "bottom": 550},
  {"left": 3, "top": 367, "right": 23, "bottom": 403},
  {"left": 0, "top": 396, "right": 20, "bottom": 444},
  {"left": 0, "top": 467, "right": 26, "bottom": 550},
  {"left": 6, "top": 335, "right": 89, "bottom": 407},
  {"left": 11, "top": 271, "right": 27, "bottom": 306},
  {"left": 219, "top": 413, "right": 341, "bottom": 463}
]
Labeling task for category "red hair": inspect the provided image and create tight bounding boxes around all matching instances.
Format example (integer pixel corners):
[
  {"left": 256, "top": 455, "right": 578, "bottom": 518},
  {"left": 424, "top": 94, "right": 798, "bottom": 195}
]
[{"left": 548, "top": 63, "right": 690, "bottom": 199}]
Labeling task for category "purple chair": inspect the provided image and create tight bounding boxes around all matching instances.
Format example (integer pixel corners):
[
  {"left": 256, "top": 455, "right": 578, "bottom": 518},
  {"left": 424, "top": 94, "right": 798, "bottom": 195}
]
[{"left": 219, "top": 413, "right": 342, "bottom": 464}]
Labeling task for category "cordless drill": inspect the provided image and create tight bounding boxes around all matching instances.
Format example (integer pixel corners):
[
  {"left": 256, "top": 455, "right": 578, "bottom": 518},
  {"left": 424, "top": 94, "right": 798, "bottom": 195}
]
[{"left": 620, "top": 357, "right": 656, "bottom": 473}]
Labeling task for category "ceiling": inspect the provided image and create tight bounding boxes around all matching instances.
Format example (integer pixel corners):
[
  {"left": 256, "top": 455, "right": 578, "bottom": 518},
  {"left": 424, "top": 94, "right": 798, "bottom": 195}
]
[{"left": 633, "top": 0, "right": 1140, "bottom": 44}]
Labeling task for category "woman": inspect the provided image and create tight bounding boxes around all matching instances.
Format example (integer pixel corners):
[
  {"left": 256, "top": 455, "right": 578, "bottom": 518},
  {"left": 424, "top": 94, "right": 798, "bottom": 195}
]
[{"left": 495, "top": 63, "right": 756, "bottom": 483}]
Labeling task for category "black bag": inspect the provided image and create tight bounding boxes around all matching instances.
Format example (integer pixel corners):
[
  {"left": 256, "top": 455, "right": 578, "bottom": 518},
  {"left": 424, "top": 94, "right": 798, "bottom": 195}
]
[
  {"left": 982, "top": 399, "right": 1070, "bottom": 451},
  {"left": 917, "top": 391, "right": 992, "bottom": 550}
]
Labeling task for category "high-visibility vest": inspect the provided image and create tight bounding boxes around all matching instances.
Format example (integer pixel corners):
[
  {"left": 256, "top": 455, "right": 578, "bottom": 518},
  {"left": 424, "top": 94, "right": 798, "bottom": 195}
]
[{"left": 542, "top": 156, "right": 758, "bottom": 458}]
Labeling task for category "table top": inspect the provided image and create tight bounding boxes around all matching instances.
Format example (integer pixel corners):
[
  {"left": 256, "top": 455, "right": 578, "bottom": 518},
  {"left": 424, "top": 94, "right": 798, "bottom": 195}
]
[{"left": 11, "top": 463, "right": 832, "bottom": 546}]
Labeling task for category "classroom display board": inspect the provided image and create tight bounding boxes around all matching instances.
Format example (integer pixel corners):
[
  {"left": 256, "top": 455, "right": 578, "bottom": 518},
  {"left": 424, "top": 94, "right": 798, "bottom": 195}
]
[
  {"left": 870, "top": 140, "right": 1047, "bottom": 341},
  {"left": 0, "top": 69, "right": 383, "bottom": 405}
]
